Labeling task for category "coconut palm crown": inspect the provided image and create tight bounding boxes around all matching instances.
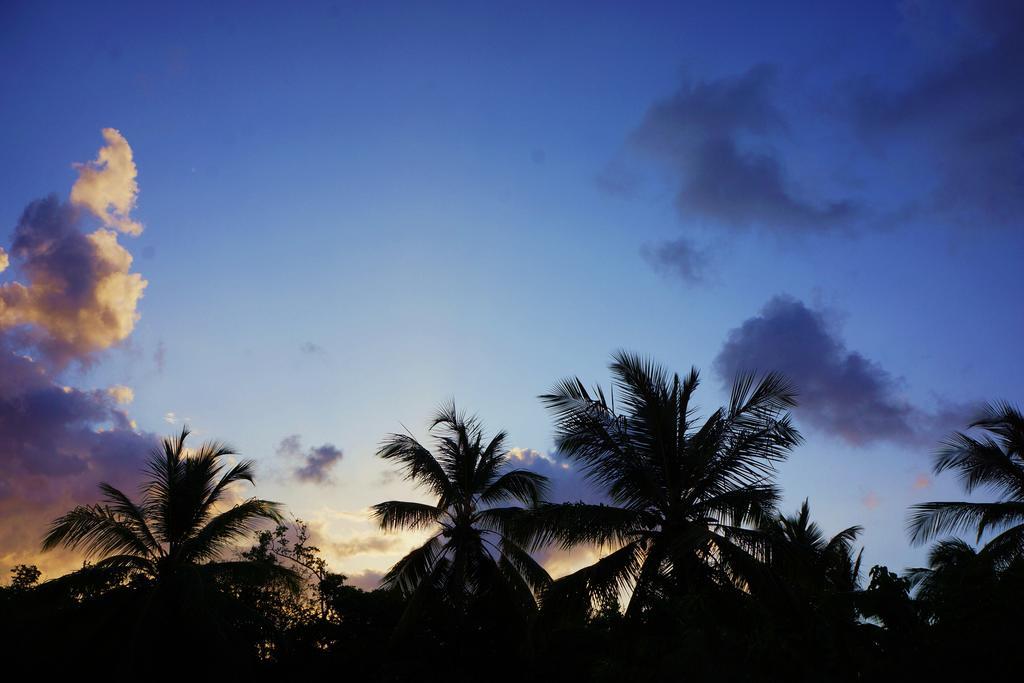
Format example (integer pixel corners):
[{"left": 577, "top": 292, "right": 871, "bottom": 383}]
[
  {"left": 521, "top": 351, "right": 802, "bottom": 613},
  {"left": 763, "top": 499, "right": 863, "bottom": 596},
  {"left": 909, "top": 402, "right": 1024, "bottom": 563},
  {"left": 372, "top": 403, "right": 551, "bottom": 613},
  {"left": 42, "top": 427, "right": 286, "bottom": 583}
]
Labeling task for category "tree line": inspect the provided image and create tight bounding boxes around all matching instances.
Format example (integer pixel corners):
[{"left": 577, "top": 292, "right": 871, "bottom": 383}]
[{"left": 2, "top": 351, "right": 1022, "bottom": 680}]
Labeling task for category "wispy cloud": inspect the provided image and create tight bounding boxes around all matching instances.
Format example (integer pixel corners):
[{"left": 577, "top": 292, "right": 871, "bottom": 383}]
[
  {"left": 641, "top": 237, "right": 710, "bottom": 285},
  {"left": 300, "top": 341, "right": 326, "bottom": 356},
  {"left": 277, "top": 434, "right": 344, "bottom": 484},
  {"left": 626, "top": 65, "right": 858, "bottom": 234},
  {"left": 346, "top": 569, "right": 385, "bottom": 591},
  {"left": 330, "top": 535, "right": 401, "bottom": 557},
  {"left": 153, "top": 340, "right": 166, "bottom": 373},
  {"left": 850, "top": 1, "right": 1024, "bottom": 228},
  {"left": 862, "top": 491, "right": 882, "bottom": 510}
]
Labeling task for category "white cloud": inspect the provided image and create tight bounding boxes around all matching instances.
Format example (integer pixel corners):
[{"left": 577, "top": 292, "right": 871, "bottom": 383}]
[
  {"left": 106, "top": 384, "right": 134, "bottom": 405},
  {"left": 70, "top": 128, "right": 144, "bottom": 236}
]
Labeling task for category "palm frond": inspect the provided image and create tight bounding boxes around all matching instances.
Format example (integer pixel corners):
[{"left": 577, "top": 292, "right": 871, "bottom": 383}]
[
  {"left": 518, "top": 502, "right": 650, "bottom": 551},
  {"left": 729, "top": 370, "right": 798, "bottom": 420},
  {"left": 372, "top": 500, "right": 443, "bottom": 532},
  {"left": 908, "top": 501, "right": 1024, "bottom": 545},
  {"left": 92, "top": 553, "right": 158, "bottom": 575},
  {"left": 381, "top": 535, "right": 444, "bottom": 596},
  {"left": 98, "top": 482, "right": 162, "bottom": 556},
  {"left": 546, "top": 539, "right": 647, "bottom": 612},
  {"left": 499, "top": 537, "right": 552, "bottom": 595},
  {"left": 180, "top": 498, "right": 285, "bottom": 563},
  {"left": 823, "top": 525, "right": 864, "bottom": 559},
  {"left": 42, "top": 505, "right": 154, "bottom": 559},
  {"left": 378, "top": 433, "right": 454, "bottom": 503},
  {"left": 479, "top": 469, "right": 549, "bottom": 506},
  {"left": 977, "top": 523, "right": 1024, "bottom": 568},
  {"left": 695, "top": 485, "right": 780, "bottom": 528},
  {"left": 198, "top": 560, "right": 303, "bottom": 593},
  {"left": 474, "top": 506, "right": 533, "bottom": 545},
  {"left": 197, "top": 458, "right": 255, "bottom": 522},
  {"left": 934, "top": 431, "right": 1024, "bottom": 499}
]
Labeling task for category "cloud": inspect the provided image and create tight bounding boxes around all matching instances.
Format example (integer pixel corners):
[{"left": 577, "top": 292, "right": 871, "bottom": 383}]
[
  {"left": 627, "top": 64, "right": 858, "bottom": 234},
  {"left": 299, "top": 515, "right": 426, "bottom": 592},
  {"left": 0, "top": 130, "right": 147, "bottom": 367},
  {"left": 69, "top": 128, "right": 143, "bottom": 236},
  {"left": 296, "top": 445, "right": 344, "bottom": 483},
  {"left": 277, "top": 434, "right": 343, "bottom": 484},
  {"left": 714, "top": 296, "right": 973, "bottom": 447},
  {"left": 153, "top": 340, "right": 166, "bottom": 373},
  {"left": 330, "top": 535, "right": 401, "bottom": 557},
  {"left": 0, "top": 343, "right": 155, "bottom": 575},
  {"left": 851, "top": 1, "right": 1024, "bottom": 228},
  {"left": 0, "top": 248, "right": 8, "bottom": 273},
  {"left": 0, "top": 130, "right": 154, "bottom": 575},
  {"left": 535, "top": 544, "right": 606, "bottom": 581},
  {"left": 277, "top": 434, "right": 302, "bottom": 456},
  {"left": 505, "top": 448, "right": 631, "bottom": 584},
  {"left": 862, "top": 491, "right": 882, "bottom": 510},
  {"left": 613, "top": 1, "right": 1022, "bottom": 284},
  {"left": 507, "top": 447, "right": 601, "bottom": 504},
  {"left": 346, "top": 569, "right": 385, "bottom": 591},
  {"left": 106, "top": 384, "right": 134, "bottom": 405},
  {"left": 299, "top": 341, "right": 326, "bottom": 355},
  {"left": 913, "top": 474, "right": 932, "bottom": 491},
  {"left": 507, "top": 447, "right": 562, "bottom": 469},
  {"left": 641, "top": 237, "right": 709, "bottom": 285}
]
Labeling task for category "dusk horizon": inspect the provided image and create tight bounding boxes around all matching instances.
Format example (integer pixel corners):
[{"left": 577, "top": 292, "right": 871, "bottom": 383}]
[{"left": 2, "top": 1, "right": 1022, "bottom": 678}]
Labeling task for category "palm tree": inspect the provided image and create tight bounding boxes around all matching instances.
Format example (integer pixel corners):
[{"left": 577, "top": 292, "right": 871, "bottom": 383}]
[
  {"left": 747, "top": 501, "right": 866, "bottom": 678},
  {"left": 908, "top": 402, "right": 1024, "bottom": 560},
  {"left": 907, "top": 538, "right": 1001, "bottom": 614},
  {"left": 44, "top": 427, "right": 286, "bottom": 584},
  {"left": 762, "top": 499, "right": 863, "bottom": 597},
  {"left": 41, "top": 427, "right": 295, "bottom": 670},
  {"left": 900, "top": 534, "right": 1024, "bottom": 676},
  {"left": 372, "top": 403, "right": 551, "bottom": 619},
  {"left": 522, "top": 351, "right": 801, "bottom": 614}
]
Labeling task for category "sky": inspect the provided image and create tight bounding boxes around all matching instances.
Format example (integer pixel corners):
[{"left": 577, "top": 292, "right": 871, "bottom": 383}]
[{"left": 1, "top": 0, "right": 1022, "bottom": 587}]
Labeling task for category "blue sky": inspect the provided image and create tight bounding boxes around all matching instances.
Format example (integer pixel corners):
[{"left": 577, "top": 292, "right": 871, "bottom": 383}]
[{"left": 1, "top": 0, "right": 1021, "bottom": 583}]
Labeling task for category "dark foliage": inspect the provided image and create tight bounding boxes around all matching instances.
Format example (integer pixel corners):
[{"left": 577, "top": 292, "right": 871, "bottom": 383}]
[{"left": 3, "top": 364, "right": 1022, "bottom": 681}]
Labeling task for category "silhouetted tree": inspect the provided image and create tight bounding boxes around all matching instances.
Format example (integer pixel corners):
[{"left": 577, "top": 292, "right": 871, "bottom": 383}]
[
  {"left": 902, "top": 402, "right": 1024, "bottom": 677},
  {"left": 858, "top": 565, "right": 920, "bottom": 633},
  {"left": 242, "top": 519, "right": 338, "bottom": 621},
  {"left": 750, "top": 500, "right": 865, "bottom": 678},
  {"left": 12, "top": 382, "right": 1024, "bottom": 680},
  {"left": 853, "top": 565, "right": 926, "bottom": 678},
  {"left": 907, "top": 538, "right": 1001, "bottom": 622},
  {"left": 761, "top": 499, "right": 862, "bottom": 597},
  {"left": 40, "top": 427, "right": 295, "bottom": 672},
  {"left": 7, "top": 564, "right": 41, "bottom": 590},
  {"left": 372, "top": 402, "right": 551, "bottom": 656},
  {"left": 522, "top": 352, "right": 800, "bottom": 615},
  {"left": 902, "top": 536, "right": 1024, "bottom": 676},
  {"left": 909, "top": 402, "right": 1024, "bottom": 560}
]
